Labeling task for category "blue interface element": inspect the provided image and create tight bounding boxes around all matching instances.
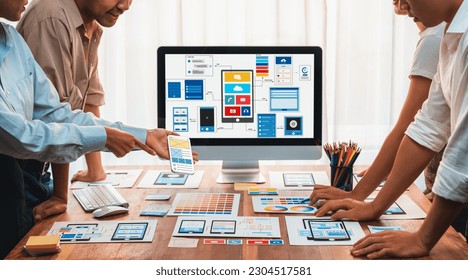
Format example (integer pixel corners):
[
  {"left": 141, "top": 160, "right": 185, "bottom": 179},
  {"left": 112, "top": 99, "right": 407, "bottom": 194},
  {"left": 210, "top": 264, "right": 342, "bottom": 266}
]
[
  {"left": 185, "top": 80, "right": 204, "bottom": 100},
  {"left": 168, "top": 82, "right": 182, "bottom": 98},
  {"left": 257, "top": 114, "right": 276, "bottom": 138},
  {"left": 270, "top": 88, "right": 299, "bottom": 111}
]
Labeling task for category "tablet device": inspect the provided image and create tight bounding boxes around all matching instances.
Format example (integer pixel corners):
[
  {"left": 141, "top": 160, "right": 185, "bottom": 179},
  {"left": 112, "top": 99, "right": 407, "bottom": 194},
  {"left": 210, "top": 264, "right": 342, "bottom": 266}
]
[
  {"left": 210, "top": 220, "right": 236, "bottom": 234},
  {"left": 307, "top": 220, "right": 350, "bottom": 241},
  {"left": 178, "top": 220, "right": 206, "bottom": 234},
  {"left": 154, "top": 172, "right": 188, "bottom": 185},
  {"left": 112, "top": 223, "right": 148, "bottom": 241},
  {"left": 283, "top": 173, "right": 315, "bottom": 186}
]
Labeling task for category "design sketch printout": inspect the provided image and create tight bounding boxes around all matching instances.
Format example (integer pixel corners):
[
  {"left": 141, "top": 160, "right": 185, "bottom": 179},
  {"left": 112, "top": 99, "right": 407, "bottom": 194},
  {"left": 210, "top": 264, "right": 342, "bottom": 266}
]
[
  {"left": 252, "top": 196, "right": 317, "bottom": 214},
  {"left": 172, "top": 216, "right": 281, "bottom": 238},
  {"left": 168, "top": 193, "right": 240, "bottom": 216},
  {"left": 47, "top": 220, "right": 157, "bottom": 243}
]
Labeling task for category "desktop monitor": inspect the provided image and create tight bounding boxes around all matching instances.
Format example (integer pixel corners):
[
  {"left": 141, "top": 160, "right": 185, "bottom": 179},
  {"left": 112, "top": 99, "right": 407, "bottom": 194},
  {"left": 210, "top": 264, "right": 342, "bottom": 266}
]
[{"left": 158, "top": 46, "right": 322, "bottom": 183}]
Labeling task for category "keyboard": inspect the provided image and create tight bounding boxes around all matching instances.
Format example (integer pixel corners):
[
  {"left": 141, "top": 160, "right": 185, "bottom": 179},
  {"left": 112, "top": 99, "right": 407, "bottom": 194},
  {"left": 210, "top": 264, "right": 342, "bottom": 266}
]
[{"left": 73, "top": 184, "right": 129, "bottom": 212}]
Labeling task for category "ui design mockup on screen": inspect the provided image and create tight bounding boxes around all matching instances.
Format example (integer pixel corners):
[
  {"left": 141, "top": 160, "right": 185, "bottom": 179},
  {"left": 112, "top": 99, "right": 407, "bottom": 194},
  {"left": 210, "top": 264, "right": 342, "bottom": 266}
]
[{"left": 163, "top": 52, "right": 315, "bottom": 140}]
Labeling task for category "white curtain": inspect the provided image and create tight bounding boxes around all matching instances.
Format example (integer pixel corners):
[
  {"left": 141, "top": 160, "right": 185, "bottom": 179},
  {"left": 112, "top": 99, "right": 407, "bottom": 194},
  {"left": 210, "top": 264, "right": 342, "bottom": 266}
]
[{"left": 96, "top": 0, "right": 419, "bottom": 166}]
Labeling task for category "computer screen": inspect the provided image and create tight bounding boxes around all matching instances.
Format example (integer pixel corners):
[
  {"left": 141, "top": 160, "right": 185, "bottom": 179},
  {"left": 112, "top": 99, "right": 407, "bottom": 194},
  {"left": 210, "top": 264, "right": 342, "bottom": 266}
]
[{"left": 158, "top": 46, "right": 322, "bottom": 183}]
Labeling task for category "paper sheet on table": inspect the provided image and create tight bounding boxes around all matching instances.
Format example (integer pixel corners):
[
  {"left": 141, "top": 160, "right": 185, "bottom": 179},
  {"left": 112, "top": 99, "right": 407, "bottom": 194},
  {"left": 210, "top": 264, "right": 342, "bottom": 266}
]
[
  {"left": 168, "top": 237, "right": 199, "bottom": 248},
  {"left": 366, "top": 194, "right": 426, "bottom": 220},
  {"left": 269, "top": 171, "right": 330, "bottom": 190},
  {"left": 47, "top": 220, "right": 157, "bottom": 243},
  {"left": 137, "top": 170, "right": 204, "bottom": 189},
  {"left": 71, "top": 169, "right": 142, "bottom": 189},
  {"left": 285, "top": 216, "right": 365, "bottom": 246}
]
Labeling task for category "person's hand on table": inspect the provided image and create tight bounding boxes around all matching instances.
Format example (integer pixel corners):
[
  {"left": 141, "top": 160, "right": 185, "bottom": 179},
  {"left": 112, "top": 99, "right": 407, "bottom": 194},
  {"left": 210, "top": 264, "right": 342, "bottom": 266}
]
[
  {"left": 33, "top": 195, "right": 67, "bottom": 222},
  {"left": 351, "top": 230, "right": 430, "bottom": 259},
  {"left": 314, "top": 198, "right": 380, "bottom": 221},
  {"left": 146, "top": 129, "right": 199, "bottom": 161},
  {"left": 309, "top": 184, "right": 354, "bottom": 207},
  {"left": 71, "top": 169, "right": 107, "bottom": 183}
]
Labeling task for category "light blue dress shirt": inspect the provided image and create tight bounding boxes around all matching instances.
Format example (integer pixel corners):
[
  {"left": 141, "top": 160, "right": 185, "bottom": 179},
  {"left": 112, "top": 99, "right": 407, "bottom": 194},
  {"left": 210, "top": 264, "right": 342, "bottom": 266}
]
[{"left": 0, "top": 22, "right": 146, "bottom": 163}]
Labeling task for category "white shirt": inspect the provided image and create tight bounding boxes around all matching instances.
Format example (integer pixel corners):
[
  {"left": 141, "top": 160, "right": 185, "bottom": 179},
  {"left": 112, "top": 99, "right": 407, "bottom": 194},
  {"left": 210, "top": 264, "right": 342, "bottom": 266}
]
[
  {"left": 410, "top": 23, "right": 445, "bottom": 79},
  {"left": 406, "top": 0, "right": 468, "bottom": 203}
]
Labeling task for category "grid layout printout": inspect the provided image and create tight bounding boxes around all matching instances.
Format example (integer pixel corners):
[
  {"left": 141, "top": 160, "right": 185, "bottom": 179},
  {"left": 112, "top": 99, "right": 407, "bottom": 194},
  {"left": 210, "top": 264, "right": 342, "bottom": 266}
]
[
  {"left": 172, "top": 216, "right": 281, "bottom": 238},
  {"left": 252, "top": 196, "right": 317, "bottom": 214},
  {"left": 168, "top": 193, "right": 241, "bottom": 216},
  {"left": 47, "top": 220, "right": 157, "bottom": 243}
]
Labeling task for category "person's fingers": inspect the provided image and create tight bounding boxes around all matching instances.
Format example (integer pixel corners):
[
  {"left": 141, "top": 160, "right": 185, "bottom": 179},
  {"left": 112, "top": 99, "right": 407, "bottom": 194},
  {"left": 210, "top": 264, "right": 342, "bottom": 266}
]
[
  {"left": 366, "top": 248, "right": 393, "bottom": 259},
  {"left": 310, "top": 190, "right": 329, "bottom": 205},
  {"left": 192, "top": 151, "right": 199, "bottom": 162},
  {"left": 353, "top": 233, "right": 385, "bottom": 250},
  {"left": 314, "top": 201, "right": 337, "bottom": 216},
  {"left": 33, "top": 204, "right": 44, "bottom": 221},
  {"left": 134, "top": 139, "right": 156, "bottom": 156},
  {"left": 356, "top": 170, "right": 366, "bottom": 176},
  {"left": 309, "top": 187, "right": 333, "bottom": 204},
  {"left": 352, "top": 235, "right": 369, "bottom": 248},
  {"left": 313, "top": 184, "right": 329, "bottom": 190},
  {"left": 309, "top": 192, "right": 319, "bottom": 205},
  {"left": 351, "top": 242, "right": 384, "bottom": 257},
  {"left": 314, "top": 199, "right": 327, "bottom": 207},
  {"left": 330, "top": 210, "right": 352, "bottom": 220},
  {"left": 71, "top": 171, "right": 86, "bottom": 182},
  {"left": 34, "top": 204, "right": 67, "bottom": 222},
  {"left": 34, "top": 213, "right": 43, "bottom": 222},
  {"left": 40, "top": 204, "right": 67, "bottom": 219}
]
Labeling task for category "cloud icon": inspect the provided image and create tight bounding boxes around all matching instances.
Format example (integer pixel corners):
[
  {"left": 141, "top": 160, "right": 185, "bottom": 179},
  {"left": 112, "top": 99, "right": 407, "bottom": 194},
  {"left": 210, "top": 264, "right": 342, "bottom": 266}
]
[{"left": 233, "top": 85, "right": 243, "bottom": 92}]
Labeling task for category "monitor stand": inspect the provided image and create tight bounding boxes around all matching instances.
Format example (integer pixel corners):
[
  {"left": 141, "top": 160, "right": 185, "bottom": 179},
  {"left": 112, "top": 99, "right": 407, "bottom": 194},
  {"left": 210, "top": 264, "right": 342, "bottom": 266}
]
[{"left": 216, "top": 161, "right": 266, "bottom": 184}]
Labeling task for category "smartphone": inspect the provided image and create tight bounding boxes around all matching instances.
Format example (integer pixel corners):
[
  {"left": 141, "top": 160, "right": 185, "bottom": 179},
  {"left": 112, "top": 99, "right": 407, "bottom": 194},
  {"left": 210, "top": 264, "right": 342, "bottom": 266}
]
[{"left": 167, "top": 135, "right": 195, "bottom": 174}]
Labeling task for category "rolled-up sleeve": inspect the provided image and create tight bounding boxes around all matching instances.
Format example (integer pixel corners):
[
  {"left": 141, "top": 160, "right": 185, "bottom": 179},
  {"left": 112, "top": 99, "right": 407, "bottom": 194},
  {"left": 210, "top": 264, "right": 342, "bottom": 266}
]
[
  {"left": 406, "top": 72, "right": 451, "bottom": 152},
  {"left": 432, "top": 89, "right": 468, "bottom": 202},
  {"left": 407, "top": 51, "right": 468, "bottom": 203}
]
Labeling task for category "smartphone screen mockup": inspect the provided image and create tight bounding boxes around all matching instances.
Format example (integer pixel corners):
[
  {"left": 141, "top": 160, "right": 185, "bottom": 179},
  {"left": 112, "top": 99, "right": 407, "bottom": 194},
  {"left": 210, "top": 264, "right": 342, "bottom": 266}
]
[{"left": 168, "top": 135, "right": 195, "bottom": 174}]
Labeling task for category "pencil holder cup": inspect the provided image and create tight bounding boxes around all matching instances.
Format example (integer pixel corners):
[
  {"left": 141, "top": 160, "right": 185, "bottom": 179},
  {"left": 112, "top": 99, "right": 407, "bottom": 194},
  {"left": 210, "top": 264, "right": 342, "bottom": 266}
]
[{"left": 330, "top": 164, "right": 353, "bottom": 191}]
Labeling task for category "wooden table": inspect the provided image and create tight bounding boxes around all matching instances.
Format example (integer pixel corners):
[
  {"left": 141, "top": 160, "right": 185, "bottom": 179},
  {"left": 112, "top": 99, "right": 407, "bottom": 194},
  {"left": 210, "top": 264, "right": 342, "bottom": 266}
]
[{"left": 6, "top": 165, "right": 468, "bottom": 260}]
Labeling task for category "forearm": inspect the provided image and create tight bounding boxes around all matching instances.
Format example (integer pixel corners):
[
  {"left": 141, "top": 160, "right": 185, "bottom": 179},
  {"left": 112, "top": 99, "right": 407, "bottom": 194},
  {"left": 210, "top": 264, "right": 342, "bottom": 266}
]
[
  {"left": 417, "top": 195, "right": 465, "bottom": 251},
  {"left": 371, "top": 136, "right": 434, "bottom": 214},
  {"left": 51, "top": 163, "right": 69, "bottom": 201},
  {"left": 353, "top": 126, "right": 405, "bottom": 200},
  {"left": 354, "top": 76, "right": 431, "bottom": 200}
]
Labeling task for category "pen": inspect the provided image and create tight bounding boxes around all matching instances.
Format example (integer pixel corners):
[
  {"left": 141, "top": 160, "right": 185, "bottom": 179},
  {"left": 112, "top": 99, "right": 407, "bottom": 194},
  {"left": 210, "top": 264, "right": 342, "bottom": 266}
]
[{"left": 300, "top": 198, "right": 310, "bottom": 204}]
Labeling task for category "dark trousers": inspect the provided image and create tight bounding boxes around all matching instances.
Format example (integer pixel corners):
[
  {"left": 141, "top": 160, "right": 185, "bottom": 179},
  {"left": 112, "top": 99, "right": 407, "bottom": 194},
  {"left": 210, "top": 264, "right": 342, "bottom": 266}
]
[
  {"left": 0, "top": 154, "right": 31, "bottom": 259},
  {"left": 0, "top": 156, "right": 52, "bottom": 259}
]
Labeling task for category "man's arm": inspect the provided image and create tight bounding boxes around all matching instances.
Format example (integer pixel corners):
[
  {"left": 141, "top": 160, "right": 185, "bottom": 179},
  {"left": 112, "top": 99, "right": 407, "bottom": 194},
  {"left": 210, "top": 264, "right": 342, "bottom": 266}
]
[
  {"left": 315, "top": 136, "right": 435, "bottom": 220},
  {"left": 309, "top": 76, "right": 433, "bottom": 205},
  {"left": 351, "top": 195, "right": 465, "bottom": 259},
  {"left": 71, "top": 104, "right": 107, "bottom": 182},
  {"left": 33, "top": 163, "right": 69, "bottom": 221}
]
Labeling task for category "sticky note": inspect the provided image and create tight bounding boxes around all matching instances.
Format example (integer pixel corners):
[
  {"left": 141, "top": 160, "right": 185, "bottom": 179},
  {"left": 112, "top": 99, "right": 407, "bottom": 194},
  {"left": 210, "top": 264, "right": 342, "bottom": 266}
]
[{"left": 234, "top": 182, "right": 257, "bottom": 191}]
